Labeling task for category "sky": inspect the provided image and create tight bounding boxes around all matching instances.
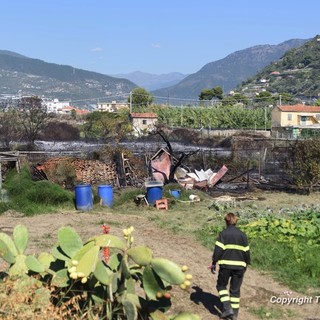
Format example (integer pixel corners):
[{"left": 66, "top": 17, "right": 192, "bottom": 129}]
[{"left": 1, "top": 0, "right": 319, "bottom": 76}]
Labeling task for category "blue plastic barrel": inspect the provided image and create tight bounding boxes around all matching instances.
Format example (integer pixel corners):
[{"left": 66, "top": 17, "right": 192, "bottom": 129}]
[
  {"left": 75, "top": 184, "right": 93, "bottom": 211},
  {"left": 170, "top": 189, "right": 181, "bottom": 199},
  {"left": 145, "top": 181, "right": 163, "bottom": 205},
  {"left": 98, "top": 185, "right": 113, "bottom": 207}
]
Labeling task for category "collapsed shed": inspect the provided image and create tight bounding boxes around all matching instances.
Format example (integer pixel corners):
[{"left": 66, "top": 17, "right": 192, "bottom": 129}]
[{"left": 149, "top": 147, "right": 228, "bottom": 190}]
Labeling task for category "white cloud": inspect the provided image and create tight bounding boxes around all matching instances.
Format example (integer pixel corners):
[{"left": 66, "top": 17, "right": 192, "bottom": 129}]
[
  {"left": 91, "top": 47, "right": 104, "bottom": 52},
  {"left": 151, "top": 43, "right": 161, "bottom": 49}
]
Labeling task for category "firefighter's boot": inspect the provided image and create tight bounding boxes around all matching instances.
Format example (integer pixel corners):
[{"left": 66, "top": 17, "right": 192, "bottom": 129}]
[
  {"left": 220, "top": 302, "right": 234, "bottom": 319},
  {"left": 232, "top": 308, "right": 239, "bottom": 320}
]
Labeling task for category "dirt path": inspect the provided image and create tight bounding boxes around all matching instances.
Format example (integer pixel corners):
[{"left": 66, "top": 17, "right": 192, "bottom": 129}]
[{"left": 1, "top": 210, "right": 319, "bottom": 320}]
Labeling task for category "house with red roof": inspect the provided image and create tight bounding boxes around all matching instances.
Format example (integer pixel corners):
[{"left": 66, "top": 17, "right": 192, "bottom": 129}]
[
  {"left": 130, "top": 112, "right": 158, "bottom": 135},
  {"left": 60, "top": 105, "right": 90, "bottom": 116},
  {"left": 271, "top": 104, "right": 320, "bottom": 138}
]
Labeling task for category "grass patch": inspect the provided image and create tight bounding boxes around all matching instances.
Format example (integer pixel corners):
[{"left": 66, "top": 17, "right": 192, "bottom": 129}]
[
  {"left": 251, "top": 240, "right": 320, "bottom": 291},
  {"left": 249, "top": 306, "right": 296, "bottom": 319},
  {"left": 112, "top": 187, "right": 145, "bottom": 208},
  {"left": 1, "top": 167, "right": 74, "bottom": 216}
]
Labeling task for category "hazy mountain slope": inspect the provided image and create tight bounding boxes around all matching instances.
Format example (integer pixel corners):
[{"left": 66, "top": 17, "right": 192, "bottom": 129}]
[
  {"left": 112, "top": 71, "right": 188, "bottom": 90},
  {"left": 0, "top": 50, "right": 28, "bottom": 59},
  {"left": 152, "top": 39, "right": 308, "bottom": 101},
  {"left": 0, "top": 51, "right": 137, "bottom": 103},
  {"left": 0, "top": 37, "right": 311, "bottom": 104}
]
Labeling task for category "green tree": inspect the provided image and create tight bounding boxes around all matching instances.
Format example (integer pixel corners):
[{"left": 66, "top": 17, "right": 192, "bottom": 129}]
[
  {"left": 212, "top": 86, "right": 223, "bottom": 100},
  {"left": 277, "top": 93, "right": 294, "bottom": 105},
  {"left": 253, "top": 91, "right": 274, "bottom": 106},
  {"left": 82, "top": 111, "right": 131, "bottom": 141},
  {"left": 129, "top": 87, "right": 154, "bottom": 108},
  {"left": 70, "top": 109, "right": 77, "bottom": 119},
  {"left": 199, "top": 88, "right": 214, "bottom": 100},
  {"left": 17, "top": 96, "right": 48, "bottom": 146},
  {"left": 230, "top": 93, "right": 250, "bottom": 106},
  {"left": 199, "top": 86, "right": 223, "bottom": 102}
]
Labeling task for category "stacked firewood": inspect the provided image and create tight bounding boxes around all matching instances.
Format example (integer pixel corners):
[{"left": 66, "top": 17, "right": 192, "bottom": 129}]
[{"left": 36, "top": 157, "right": 119, "bottom": 187}]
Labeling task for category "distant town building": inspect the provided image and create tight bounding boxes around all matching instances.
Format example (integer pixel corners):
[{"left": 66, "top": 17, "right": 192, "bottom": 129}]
[
  {"left": 97, "top": 101, "right": 129, "bottom": 112},
  {"left": 45, "top": 99, "right": 70, "bottom": 113},
  {"left": 59, "top": 105, "right": 90, "bottom": 116},
  {"left": 44, "top": 99, "right": 90, "bottom": 115}
]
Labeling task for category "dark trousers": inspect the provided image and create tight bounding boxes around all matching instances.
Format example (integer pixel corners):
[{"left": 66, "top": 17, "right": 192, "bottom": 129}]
[{"left": 216, "top": 268, "right": 244, "bottom": 311}]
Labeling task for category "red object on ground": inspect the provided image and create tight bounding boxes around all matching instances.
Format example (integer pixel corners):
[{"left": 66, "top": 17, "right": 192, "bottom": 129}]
[{"left": 102, "top": 224, "right": 110, "bottom": 263}]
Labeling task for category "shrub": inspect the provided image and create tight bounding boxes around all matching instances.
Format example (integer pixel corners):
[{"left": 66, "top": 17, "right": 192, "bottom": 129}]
[{"left": 2, "top": 166, "right": 74, "bottom": 215}]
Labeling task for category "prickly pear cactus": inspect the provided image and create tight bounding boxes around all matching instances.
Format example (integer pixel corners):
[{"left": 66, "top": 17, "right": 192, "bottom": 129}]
[
  {"left": 0, "top": 224, "right": 29, "bottom": 276},
  {"left": 0, "top": 224, "right": 200, "bottom": 320}
]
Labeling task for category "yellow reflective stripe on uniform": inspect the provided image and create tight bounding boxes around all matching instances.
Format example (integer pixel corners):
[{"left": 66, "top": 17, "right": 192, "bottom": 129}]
[
  {"left": 218, "top": 290, "right": 229, "bottom": 296},
  {"left": 231, "top": 303, "right": 240, "bottom": 309},
  {"left": 230, "top": 297, "right": 240, "bottom": 302},
  {"left": 224, "top": 244, "right": 250, "bottom": 252},
  {"left": 215, "top": 242, "right": 249, "bottom": 252},
  {"left": 220, "top": 296, "right": 230, "bottom": 302},
  {"left": 215, "top": 241, "right": 225, "bottom": 249},
  {"left": 218, "top": 260, "right": 247, "bottom": 267}
]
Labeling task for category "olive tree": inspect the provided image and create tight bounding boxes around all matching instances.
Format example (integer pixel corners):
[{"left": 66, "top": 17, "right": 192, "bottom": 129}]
[
  {"left": 82, "top": 110, "right": 132, "bottom": 142},
  {"left": 199, "top": 86, "right": 223, "bottom": 101},
  {"left": 129, "top": 87, "right": 154, "bottom": 109},
  {"left": 199, "top": 88, "right": 214, "bottom": 101}
]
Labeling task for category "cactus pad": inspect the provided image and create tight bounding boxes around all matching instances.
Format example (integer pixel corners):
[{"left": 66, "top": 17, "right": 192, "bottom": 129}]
[
  {"left": 94, "top": 234, "right": 126, "bottom": 251},
  {"left": 93, "top": 260, "right": 114, "bottom": 285},
  {"left": 76, "top": 245, "right": 99, "bottom": 277},
  {"left": 13, "top": 225, "right": 28, "bottom": 254},
  {"left": 58, "top": 226, "right": 83, "bottom": 258},
  {"left": 151, "top": 258, "right": 185, "bottom": 285},
  {"left": 127, "top": 245, "right": 153, "bottom": 266},
  {"left": 25, "top": 255, "right": 46, "bottom": 273}
]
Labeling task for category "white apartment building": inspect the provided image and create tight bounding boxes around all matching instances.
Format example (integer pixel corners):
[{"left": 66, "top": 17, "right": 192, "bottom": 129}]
[{"left": 45, "top": 99, "right": 71, "bottom": 114}]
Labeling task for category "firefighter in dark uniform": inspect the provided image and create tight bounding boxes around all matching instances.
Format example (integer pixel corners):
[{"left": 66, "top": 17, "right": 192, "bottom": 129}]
[{"left": 210, "top": 212, "right": 250, "bottom": 320}]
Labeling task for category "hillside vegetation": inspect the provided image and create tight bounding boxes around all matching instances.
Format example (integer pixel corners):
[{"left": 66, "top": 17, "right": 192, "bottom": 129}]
[
  {"left": 0, "top": 50, "right": 136, "bottom": 102},
  {"left": 238, "top": 35, "right": 320, "bottom": 99}
]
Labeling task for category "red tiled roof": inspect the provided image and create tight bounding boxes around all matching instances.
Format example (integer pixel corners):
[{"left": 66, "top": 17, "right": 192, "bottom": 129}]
[
  {"left": 130, "top": 112, "right": 158, "bottom": 118},
  {"left": 62, "top": 105, "right": 90, "bottom": 114},
  {"left": 76, "top": 109, "right": 89, "bottom": 115},
  {"left": 277, "top": 104, "right": 320, "bottom": 112}
]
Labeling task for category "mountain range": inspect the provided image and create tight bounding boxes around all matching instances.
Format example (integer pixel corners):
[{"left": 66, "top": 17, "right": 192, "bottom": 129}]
[
  {"left": 236, "top": 35, "right": 320, "bottom": 100},
  {"left": 0, "top": 50, "right": 136, "bottom": 104},
  {"left": 111, "top": 71, "right": 188, "bottom": 91},
  {"left": 0, "top": 38, "right": 314, "bottom": 105},
  {"left": 152, "top": 39, "right": 308, "bottom": 101}
]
